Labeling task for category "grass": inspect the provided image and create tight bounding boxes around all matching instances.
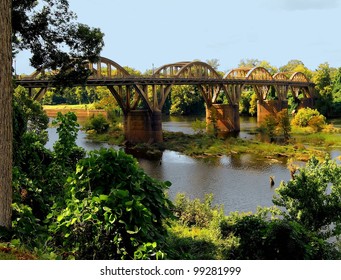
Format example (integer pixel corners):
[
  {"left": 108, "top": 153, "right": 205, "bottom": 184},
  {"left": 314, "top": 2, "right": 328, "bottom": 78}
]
[
  {"left": 161, "top": 131, "right": 330, "bottom": 162},
  {"left": 82, "top": 124, "right": 339, "bottom": 162}
]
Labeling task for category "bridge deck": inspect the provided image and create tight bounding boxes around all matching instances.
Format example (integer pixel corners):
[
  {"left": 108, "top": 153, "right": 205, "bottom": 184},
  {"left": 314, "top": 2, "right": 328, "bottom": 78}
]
[{"left": 16, "top": 77, "right": 314, "bottom": 88}]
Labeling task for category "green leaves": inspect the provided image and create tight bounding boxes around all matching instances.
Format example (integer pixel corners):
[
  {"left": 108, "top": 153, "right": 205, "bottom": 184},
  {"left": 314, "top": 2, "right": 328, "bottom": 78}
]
[
  {"left": 49, "top": 148, "right": 174, "bottom": 259},
  {"left": 273, "top": 156, "right": 341, "bottom": 239}
]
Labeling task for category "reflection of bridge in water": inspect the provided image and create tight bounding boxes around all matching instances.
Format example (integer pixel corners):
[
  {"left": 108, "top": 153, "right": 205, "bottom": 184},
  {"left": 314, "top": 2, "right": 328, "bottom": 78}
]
[{"left": 16, "top": 56, "right": 315, "bottom": 143}]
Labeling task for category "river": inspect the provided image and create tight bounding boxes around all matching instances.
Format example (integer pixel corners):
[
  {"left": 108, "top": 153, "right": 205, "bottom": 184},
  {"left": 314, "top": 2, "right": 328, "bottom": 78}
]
[{"left": 46, "top": 115, "right": 341, "bottom": 215}]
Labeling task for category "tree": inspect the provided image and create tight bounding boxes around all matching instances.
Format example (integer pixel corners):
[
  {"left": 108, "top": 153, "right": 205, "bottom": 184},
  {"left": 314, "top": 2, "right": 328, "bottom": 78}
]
[
  {"left": 238, "top": 58, "right": 260, "bottom": 68},
  {"left": 0, "top": 0, "right": 104, "bottom": 230},
  {"left": 331, "top": 68, "right": 341, "bottom": 116},
  {"left": 206, "top": 58, "right": 220, "bottom": 70},
  {"left": 313, "top": 63, "right": 333, "bottom": 116},
  {"left": 170, "top": 85, "right": 205, "bottom": 115},
  {"left": 0, "top": 0, "right": 13, "bottom": 229},
  {"left": 273, "top": 157, "right": 341, "bottom": 239},
  {"left": 279, "top": 59, "right": 305, "bottom": 72},
  {"left": 12, "top": 0, "right": 104, "bottom": 84}
]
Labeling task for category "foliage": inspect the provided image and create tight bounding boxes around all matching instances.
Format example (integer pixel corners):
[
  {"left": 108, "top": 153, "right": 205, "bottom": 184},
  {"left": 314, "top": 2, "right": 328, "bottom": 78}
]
[
  {"left": 273, "top": 156, "right": 341, "bottom": 239},
  {"left": 83, "top": 113, "right": 110, "bottom": 134},
  {"left": 173, "top": 193, "right": 224, "bottom": 228},
  {"left": 260, "top": 115, "right": 277, "bottom": 140},
  {"left": 219, "top": 213, "right": 337, "bottom": 259},
  {"left": 291, "top": 108, "right": 326, "bottom": 132},
  {"left": 48, "top": 148, "right": 174, "bottom": 259},
  {"left": 12, "top": 0, "right": 104, "bottom": 84},
  {"left": 52, "top": 112, "right": 85, "bottom": 168},
  {"left": 13, "top": 87, "right": 50, "bottom": 166},
  {"left": 191, "top": 119, "right": 206, "bottom": 134},
  {"left": 331, "top": 67, "right": 341, "bottom": 116},
  {"left": 276, "top": 109, "right": 291, "bottom": 140},
  {"left": 11, "top": 109, "right": 86, "bottom": 249},
  {"left": 170, "top": 85, "right": 205, "bottom": 115},
  {"left": 259, "top": 109, "right": 291, "bottom": 142},
  {"left": 166, "top": 194, "right": 233, "bottom": 260},
  {"left": 313, "top": 63, "right": 333, "bottom": 116},
  {"left": 239, "top": 91, "right": 256, "bottom": 116}
]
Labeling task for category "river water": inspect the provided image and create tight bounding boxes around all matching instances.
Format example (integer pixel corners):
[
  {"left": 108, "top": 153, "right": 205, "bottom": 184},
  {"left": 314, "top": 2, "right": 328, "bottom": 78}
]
[{"left": 46, "top": 115, "right": 341, "bottom": 215}]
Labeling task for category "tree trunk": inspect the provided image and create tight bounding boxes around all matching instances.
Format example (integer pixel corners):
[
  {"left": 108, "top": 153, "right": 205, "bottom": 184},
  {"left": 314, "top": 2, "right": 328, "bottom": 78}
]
[{"left": 0, "top": 0, "right": 13, "bottom": 229}]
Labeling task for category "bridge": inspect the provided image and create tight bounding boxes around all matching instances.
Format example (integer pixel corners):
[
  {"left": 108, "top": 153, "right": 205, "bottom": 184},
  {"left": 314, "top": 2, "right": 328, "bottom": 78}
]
[{"left": 16, "top": 56, "right": 315, "bottom": 143}]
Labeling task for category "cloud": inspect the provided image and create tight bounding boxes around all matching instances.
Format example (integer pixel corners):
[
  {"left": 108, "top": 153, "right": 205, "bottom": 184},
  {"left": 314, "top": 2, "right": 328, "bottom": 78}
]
[{"left": 264, "top": 0, "right": 340, "bottom": 11}]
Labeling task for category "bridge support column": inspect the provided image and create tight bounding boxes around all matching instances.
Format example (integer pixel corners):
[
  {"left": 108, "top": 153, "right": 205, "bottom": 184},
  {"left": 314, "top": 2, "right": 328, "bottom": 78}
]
[
  {"left": 124, "top": 110, "right": 163, "bottom": 143},
  {"left": 206, "top": 104, "right": 240, "bottom": 136},
  {"left": 257, "top": 100, "right": 288, "bottom": 123}
]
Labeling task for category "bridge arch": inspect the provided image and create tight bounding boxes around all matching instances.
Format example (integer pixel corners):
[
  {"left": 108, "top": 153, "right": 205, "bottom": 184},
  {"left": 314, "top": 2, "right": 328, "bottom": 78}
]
[
  {"left": 273, "top": 72, "right": 290, "bottom": 100},
  {"left": 246, "top": 67, "right": 273, "bottom": 81},
  {"left": 88, "top": 56, "right": 131, "bottom": 78},
  {"left": 154, "top": 62, "right": 191, "bottom": 77},
  {"left": 176, "top": 61, "right": 222, "bottom": 79},
  {"left": 273, "top": 72, "right": 289, "bottom": 81},
  {"left": 289, "top": 71, "right": 310, "bottom": 83},
  {"left": 289, "top": 71, "right": 313, "bottom": 98},
  {"left": 223, "top": 68, "right": 251, "bottom": 79},
  {"left": 245, "top": 67, "right": 274, "bottom": 100}
]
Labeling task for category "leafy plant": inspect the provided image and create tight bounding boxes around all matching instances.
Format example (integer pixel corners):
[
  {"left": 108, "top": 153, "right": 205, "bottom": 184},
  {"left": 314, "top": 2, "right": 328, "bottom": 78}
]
[
  {"left": 291, "top": 108, "right": 326, "bottom": 131},
  {"left": 219, "top": 212, "right": 338, "bottom": 259},
  {"left": 259, "top": 109, "right": 291, "bottom": 142},
  {"left": 48, "top": 148, "right": 174, "bottom": 259},
  {"left": 273, "top": 156, "right": 341, "bottom": 239},
  {"left": 83, "top": 113, "right": 110, "bottom": 134},
  {"left": 52, "top": 112, "right": 85, "bottom": 168},
  {"left": 174, "top": 193, "right": 224, "bottom": 228}
]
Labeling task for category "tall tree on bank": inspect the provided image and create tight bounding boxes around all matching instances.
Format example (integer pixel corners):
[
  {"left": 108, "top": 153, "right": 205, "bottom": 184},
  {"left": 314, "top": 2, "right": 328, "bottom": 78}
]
[
  {"left": 0, "top": 0, "right": 104, "bottom": 229},
  {"left": 0, "top": 0, "right": 13, "bottom": 229}
]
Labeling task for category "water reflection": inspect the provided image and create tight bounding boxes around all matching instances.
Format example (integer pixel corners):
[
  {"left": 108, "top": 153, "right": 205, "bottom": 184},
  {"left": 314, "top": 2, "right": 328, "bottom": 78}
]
[
  {"left": 46, "top": 116, "right": 341, "bottom": 215},
  {"left": 138, "top": 151, "right": 291, "bottom": 214}
]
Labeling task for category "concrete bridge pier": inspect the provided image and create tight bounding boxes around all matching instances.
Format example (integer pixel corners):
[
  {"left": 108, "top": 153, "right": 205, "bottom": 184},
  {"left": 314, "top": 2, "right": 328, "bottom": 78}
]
[
  {"left": 257, "top": 100, "right": 288, "bottom": 123},
  {"left": 206, "top": 104, "right": 240, "bottom": 135},
  {"left": 124, "top": 110, "right": 163, "bottom": 143}
]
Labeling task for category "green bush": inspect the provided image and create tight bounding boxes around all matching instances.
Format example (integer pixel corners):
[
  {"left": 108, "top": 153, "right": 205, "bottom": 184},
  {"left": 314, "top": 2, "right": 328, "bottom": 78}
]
[
  {"left": 259, "top": 109, "right": 291, "bottom": 142},
  {"left": 173, "top": 193, "right": 223, "bottom": 228},
  {"left": 220, "top": 214, "right": 337, "bottom": 259},
  {"left": 83, "top": 113, "right": 110, "bottom": 134},
  {"left": 291, "top": 108, "right": 326, "bottom": 130},
  {"left": 48, "top": 148, "right": 174, "bottom": 259},
  {"left": 273, "top": 156, "right": 341, "bottom": 239}
]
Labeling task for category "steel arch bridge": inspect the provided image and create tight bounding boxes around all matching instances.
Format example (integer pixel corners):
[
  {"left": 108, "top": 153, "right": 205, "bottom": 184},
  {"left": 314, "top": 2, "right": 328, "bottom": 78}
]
[
  {"left": 17, "top": 56, "right": 314, "bottom": 112},
  {"left": 16, "top": 56, "right": 315, "bottom": 143}
]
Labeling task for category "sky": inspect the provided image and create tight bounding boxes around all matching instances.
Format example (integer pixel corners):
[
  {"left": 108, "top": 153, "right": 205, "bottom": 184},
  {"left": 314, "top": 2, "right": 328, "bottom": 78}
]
[{"left": 15, "top": 0, "right": 341, "bottom": 74}]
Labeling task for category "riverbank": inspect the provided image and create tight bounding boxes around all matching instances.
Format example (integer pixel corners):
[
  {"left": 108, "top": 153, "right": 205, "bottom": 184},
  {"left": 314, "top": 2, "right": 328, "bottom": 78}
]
[
  {"left": 43, "top": 105, "right": 341, "bottom": 162},
  {"left": 87, "top": 128, "right": 340, "bottom": 163}
]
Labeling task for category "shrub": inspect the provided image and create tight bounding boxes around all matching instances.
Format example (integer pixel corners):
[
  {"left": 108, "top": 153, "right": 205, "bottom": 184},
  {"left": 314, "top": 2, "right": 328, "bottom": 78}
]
[
  {"left": 173, "top": 193, "right": 224, "bottom": 228},
  {"left": 273, "top": 156, "right": 341, "bottom": 239},
  {"left": 220, "top": 214, "right": 338, "bottom": 259},
  {"left": 48, "top": 148, "right": 174, "bottom": 259},
  {"left": 291, "top": 108, "right": 326, "bottom": 130},
  {"left": 259, "top": 109, "right": 291, "bottom": 142},
  {"left": 83, "top": 113, "right": 110, "bottom": 134}
]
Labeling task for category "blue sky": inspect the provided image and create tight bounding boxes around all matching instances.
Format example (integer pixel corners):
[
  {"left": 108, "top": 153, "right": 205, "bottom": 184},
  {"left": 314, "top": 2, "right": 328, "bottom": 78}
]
[{"left": 15, "top": 0, "right": 341, "bottom": 74}]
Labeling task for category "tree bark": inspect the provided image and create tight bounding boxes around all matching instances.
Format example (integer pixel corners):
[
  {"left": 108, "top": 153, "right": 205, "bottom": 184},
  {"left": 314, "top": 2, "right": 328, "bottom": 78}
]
[{"left": 0, "top": 0, "right": 13, "bottom": 229}]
